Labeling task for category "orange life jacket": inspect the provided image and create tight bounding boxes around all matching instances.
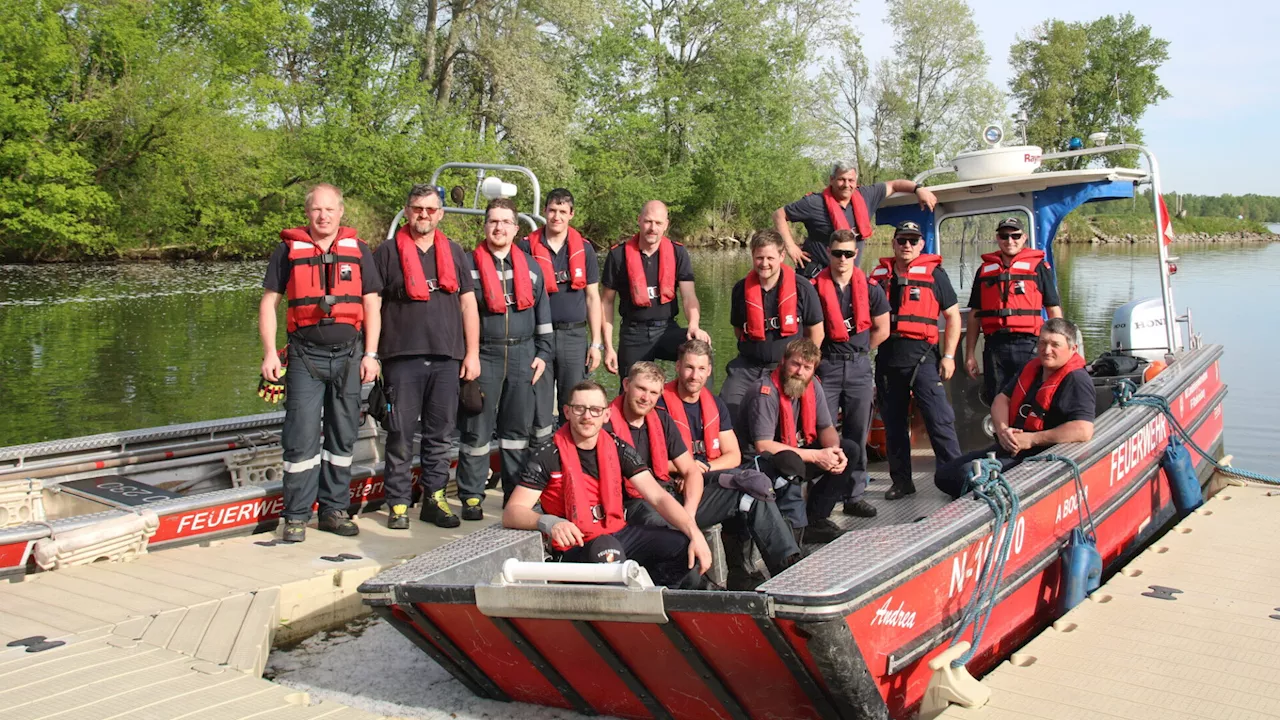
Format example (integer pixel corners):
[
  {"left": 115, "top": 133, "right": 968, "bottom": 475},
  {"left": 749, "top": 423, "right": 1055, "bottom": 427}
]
[
  {"left": 661, "top": 381, "right": 721, "bottom": 460},
  {"left": 1009, "top": 353, "right": 1087, "bottom": 432},
  {"left": 623, "top": 235, "right": 677, "bottom": 307},
  {"left": 527, "top": 227, "right": 588, "bottom": 294},
  {"left": 813, "top": 267, "right": 871, "bottom": 342},
  {"left": 282, "top": 226, "right": 365, "bottom": 333},
  {"left": 821, "top": 187, "right": 874, "bottom": 239},
  {"left": 608, "top": 397, "right": 670, "bottom": 490},
  {"left": 394, "top": 226, "right": 458, "bottom": 301},
  {"left": 869, "top": 254, "right": 942, "bottom": 343},
  {"left": 975, "top": 248, "right": 1046, "bottom": 335},
  {"left": 473, "top": 244, "right": 534, "bottom": 314},
  {"left": 546, "top": 426, "right": 625, "bottom": 549},
  {"left": 742, "top": 264, "right": 799, "bottom": 341},
  {"left": 763, "top": 368, "right": 817, "bottom": 447}
]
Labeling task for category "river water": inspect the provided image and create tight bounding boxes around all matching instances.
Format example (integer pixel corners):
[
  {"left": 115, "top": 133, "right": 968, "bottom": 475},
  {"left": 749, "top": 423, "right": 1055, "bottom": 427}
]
[{"left": 1, "top": 241, "right": 1276, "bottom": 471}]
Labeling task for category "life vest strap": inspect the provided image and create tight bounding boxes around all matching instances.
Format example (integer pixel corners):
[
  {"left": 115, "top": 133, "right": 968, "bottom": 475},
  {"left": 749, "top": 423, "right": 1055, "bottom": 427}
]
[
  {"left": 891, "top": 313, "right": 938, "bottom": 326},
  {"left": 287, "top": 294, "right": 363, "bottom": 308},
  {"left": 975, "top": 308, "right": 1042, "bottom": 318},
  {"left": 290, "top": 253, "right": 362, "bottom": 267}
]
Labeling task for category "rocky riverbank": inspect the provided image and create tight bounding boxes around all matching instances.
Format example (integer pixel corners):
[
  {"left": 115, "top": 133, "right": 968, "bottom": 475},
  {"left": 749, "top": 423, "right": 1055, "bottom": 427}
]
[{"left": 1058, "top": 230, "right": 1277, "bottom": 244}]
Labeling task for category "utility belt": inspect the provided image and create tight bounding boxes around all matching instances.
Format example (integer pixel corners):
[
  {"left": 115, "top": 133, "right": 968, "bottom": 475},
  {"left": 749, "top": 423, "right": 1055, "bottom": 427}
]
[
  {"left": 985, "top": 330, "right": 1038, "bottom": 341},
  {"left": 289, "top": 333, "right": 361, "bottom": 355},
  {"left": 552, "top": 321, "right": 587, "bottom": 330},
  {"left": 823, "top": 349, "right": 868, "bottom": 361},
  {"left": 481, "top": 335, "right": 533, "bottom": 347},
  {"left": 623, "top": 318, "right": 675, "bottom": 328},
  {"left": 741, "top": 316, "right": 786, "bottom": 332}
]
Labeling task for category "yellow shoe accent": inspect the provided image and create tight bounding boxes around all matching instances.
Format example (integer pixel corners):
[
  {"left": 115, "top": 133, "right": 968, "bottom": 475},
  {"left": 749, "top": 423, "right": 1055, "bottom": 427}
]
[
  {"left": 392, "top": 504, "right": 408, "bottom": 515},
  {"left": 465, "top": 498, "right": 481, "bottom": 507}
]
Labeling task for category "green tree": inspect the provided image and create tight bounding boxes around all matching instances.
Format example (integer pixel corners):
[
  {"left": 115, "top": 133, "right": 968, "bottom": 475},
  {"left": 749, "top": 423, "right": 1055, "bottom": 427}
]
[{"left": 1010, "top": 13, "right": 1170, "bottom": 168}]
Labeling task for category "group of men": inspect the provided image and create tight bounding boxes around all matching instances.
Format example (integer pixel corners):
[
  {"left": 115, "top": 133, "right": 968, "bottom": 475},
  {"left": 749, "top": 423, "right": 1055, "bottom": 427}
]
[{"left": 259, "top": 161, "right": 1097, "bottom": 587}]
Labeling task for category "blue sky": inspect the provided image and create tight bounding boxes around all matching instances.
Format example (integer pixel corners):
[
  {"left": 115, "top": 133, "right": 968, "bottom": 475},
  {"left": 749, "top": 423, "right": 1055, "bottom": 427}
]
[{"left": 855, "top": 0, "right": 1280, "bottom": 196}]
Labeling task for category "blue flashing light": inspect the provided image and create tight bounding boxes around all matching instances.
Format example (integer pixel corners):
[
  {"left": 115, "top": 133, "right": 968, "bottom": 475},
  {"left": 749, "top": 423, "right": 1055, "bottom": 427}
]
[{"left": 1068, "top": 137, "right": 1084, "bottom": 151}]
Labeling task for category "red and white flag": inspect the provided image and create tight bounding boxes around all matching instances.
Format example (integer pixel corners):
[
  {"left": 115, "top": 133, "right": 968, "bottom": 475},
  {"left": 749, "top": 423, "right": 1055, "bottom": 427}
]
[{"left": 1158, "top": 196, "right": 1175, "bottom": 246}]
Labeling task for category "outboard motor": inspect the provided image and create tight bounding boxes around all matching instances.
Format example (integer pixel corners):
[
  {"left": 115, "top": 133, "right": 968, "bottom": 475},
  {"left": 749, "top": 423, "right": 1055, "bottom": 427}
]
[{"left": 1110, "top": 298, "right": 1181, "bottom": 363}]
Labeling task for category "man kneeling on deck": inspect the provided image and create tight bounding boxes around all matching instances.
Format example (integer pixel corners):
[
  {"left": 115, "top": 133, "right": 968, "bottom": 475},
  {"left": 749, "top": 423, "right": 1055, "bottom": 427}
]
[
  {"left": 935, "top": 318, "right": 1096, "bottom": 497},
  {"left": 609, "top": 360, "right": 801, "bottom": 580},
  {"left": 745, "top": 338, "right": 861, "bottom": 545},
  {"left": 504, "top": 380, "right": 713, "bottom": 588}
]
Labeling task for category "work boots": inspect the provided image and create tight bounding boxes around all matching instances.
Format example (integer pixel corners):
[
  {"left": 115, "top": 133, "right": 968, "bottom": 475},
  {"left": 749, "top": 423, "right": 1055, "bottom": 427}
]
[
  {"left": 461, "top": 497, "right": 484, "bottom": 521},
  {"left": 418, "top": 491, "right": 461, "bottom": 529},
  {"left": 282, "top": 519, "right": 306, "bottom": 543},
  {"left": 388, "top": 504, "right": 410, "bottom": 530},
  {"left": 318, "top": 510, "right": 359, "bottom": 536},
  {"left": 885, "top": 479, "right": 917, "bottom": 501}
]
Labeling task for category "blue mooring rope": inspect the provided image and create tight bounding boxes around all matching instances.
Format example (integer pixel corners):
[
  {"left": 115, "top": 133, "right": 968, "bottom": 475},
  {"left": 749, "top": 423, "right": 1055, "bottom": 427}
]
[
  {"left": 1113, "top": 379, "right": 1280, "bottom": 485},
  {"left": 950, "top": 457, "right": 1021, "bottom": 668},
  {"left": 1025, "top": 453, "right": 1096, "bottom": 542}
]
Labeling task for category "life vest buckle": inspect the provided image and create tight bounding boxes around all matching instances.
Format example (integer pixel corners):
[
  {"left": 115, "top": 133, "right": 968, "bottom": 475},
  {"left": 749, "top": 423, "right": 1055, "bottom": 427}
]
[
  {"left": 591, "top": 504, "right": 606, "bottom": 522},
  {"left": 503, "top": 292, "right": 516, "bottom": 306},
  {"left": 321, "top": 252, "right": 337, "bottom": 265},
  {"left": 555, "top": 270, "right": 570, "bottom": 283},
  {"left": 318, "top": 294, "right": 337, "bottom": 313},
  {"left": 842, "top": 317, "right": 854, "bottom": 332}
]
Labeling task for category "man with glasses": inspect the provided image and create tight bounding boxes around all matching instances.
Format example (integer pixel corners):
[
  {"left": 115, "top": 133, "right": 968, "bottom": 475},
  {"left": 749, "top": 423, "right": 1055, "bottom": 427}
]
[
  {"left": 601, "top": 201, "right": 710, "bottom": 379},
  {"left": 373, "top": 184, "right": 480, "bottom": 530},
  {"left": 868, "top": 221, "right": 962, "bottom": 501},
  {"left": 456, "top": 198, "right": 554, "bottom": 518},
  {"left": 773, "top": 160, "right": 937, "bottom": 278},
  {"left": 812, "top": 230, "right": 890, "bottom": 519},
  {"left": 720, "top": 229, "right": 824, "bottom": 438},
  {"left": 518, "top": 188, "right": 603, "bottom": 445},
  {"left": 504, "top": 380, "right": 712, "bottom": 588},
  {"left": 964, "top": 217, "right": 1063, "bottom": 405}
]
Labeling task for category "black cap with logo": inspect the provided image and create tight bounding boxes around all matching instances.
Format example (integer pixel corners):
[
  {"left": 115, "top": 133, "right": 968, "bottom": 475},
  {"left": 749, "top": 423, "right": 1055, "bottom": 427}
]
[
  {"left": 894, "top": 220, "right": 923, "bottom": 237},
  {"left": 996, "top": 217, "right": 1024, "bottom": 232}
]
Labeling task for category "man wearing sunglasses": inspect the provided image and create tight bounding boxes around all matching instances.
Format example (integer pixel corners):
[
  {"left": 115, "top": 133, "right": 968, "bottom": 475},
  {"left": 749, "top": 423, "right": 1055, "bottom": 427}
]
[
  {"left": 964, "top": 217, "right": 1063, "bottom": 405},
  {"left": 772, "top": 160, "right": 938, "bottom": 278},
  {"left": 812, "top": 230, "right": 890, "bottom": 519},
  {"left": 868, "top": 221, "right": 963, "bottom": 501},
  {"left": 504, "top": 380, "right": 713, "bottom": 588},
  {"left": 373, "top": 184, "right": 481, "bottom": 530}
]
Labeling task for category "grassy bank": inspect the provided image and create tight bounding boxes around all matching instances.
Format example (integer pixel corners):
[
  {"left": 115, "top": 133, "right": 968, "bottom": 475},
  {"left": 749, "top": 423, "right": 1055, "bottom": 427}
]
[{"left": 1060, "top": 211, "right": 1270, "bottom": 241}]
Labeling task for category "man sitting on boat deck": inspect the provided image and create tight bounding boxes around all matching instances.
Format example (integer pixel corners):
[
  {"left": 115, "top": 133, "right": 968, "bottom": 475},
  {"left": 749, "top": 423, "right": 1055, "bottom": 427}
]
[
  {"left": 743, "top": 338, "right": 861, "bottom": 545},
  {"left": 259, "top": 183, "right": 383, "bottom": 543},
  {"left": 504, "top": 380, "right": 713, "bottom": 588},
  {"left": 609, "top": 361, "right": 801, "bottom": 581},
  {"left": 935, "top": 318, "right": 1095, "bottom": 498}
]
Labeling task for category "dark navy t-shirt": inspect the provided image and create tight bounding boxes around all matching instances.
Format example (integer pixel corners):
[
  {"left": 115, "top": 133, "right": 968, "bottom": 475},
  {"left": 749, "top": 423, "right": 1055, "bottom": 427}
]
[
  {"left": 374, "top": 236, "right": 475, "bottom": 360},
  {"left": 517, "top": 235, "right": 601, "bottom": 324},
  {"left": 729, "top": 275, "right": 823, "bottom": 365},
  {"left": 784, "top": 183, "right": 888, "bottom": 277},
  {"left": 819, "top": 278, "right": 891, "bottom": 355},
  {"left": 657, "top": 394, "right": 733, "bottom": 462},
  {"left": 1001, "top": 367, "right": 1096, "bottom": 429},
  {"left": 602, "top": 241, "right": 696, "bottom": 323},
  {"left": 605, "top": 411, "right": 688, "bottom": 471}
]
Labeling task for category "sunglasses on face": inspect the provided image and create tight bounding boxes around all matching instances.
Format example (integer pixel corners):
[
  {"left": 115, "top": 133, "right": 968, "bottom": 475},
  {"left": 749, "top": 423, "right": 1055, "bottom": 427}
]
[
  {"left": 894, "top": 236, "right": 923, "bottom": 246},
  {"left": 998, "top": 232, "right": 1024, "bottom": 241},
  {"left": 829, "top": 249, "right": 857, "bottom": 260}
]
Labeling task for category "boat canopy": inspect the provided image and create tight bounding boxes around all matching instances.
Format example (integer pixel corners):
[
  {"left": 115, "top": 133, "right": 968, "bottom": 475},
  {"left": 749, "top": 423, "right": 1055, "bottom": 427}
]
[{"left": 876, "top": 167, "right": 1145, "bottom": 268}]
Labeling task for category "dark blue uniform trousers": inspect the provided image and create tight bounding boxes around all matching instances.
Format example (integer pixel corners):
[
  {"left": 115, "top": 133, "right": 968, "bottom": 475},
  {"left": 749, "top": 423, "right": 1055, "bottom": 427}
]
[
  {"left": 935, "top": 445, "right": 1025, "bottom": 499},
  {"left": 532, "top": 323, "right": 589, "bottom": 445},
  {"left": 382, "top": 355, "right": 460, "bottom": 504},
  {"left": 817, "top": 353, "right": 875, "bottom": 502},
  {"left": 618, "top": 320, "right": 689, "bottom": 380},
  {"left": 981, "top": 333, "right": 1038, "bottom": 405},
  {"left": 755, "top": 437, "right": 860, "bottom": 528},
  {"left": 718, "top": 359, "right": 772, "bottom": 441},
  {"left": 458, "top": 339, "right": 537, "bottom": 503},
  {"left": 875, "top": 359, "right": 962, "bottom": 488},
  {"left": 281, "top": 339, "right": 362, "bottom": 521}
]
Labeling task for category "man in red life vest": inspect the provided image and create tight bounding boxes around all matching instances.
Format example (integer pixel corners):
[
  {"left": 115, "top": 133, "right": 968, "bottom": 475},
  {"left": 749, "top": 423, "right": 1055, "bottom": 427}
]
[
  {"left": 814, "top": 230, "right": 891, "bottom": 519},
  {"left": 518, "top": 188, "right": 604, "bottom": 445},
  {"left": 936, "top": 318, "right": 1095, "bottom": 497},
  {"left": 504, "top": 380, "right": 713, "bottom": 587},
  {"left": 456, "top": 198, "right": 554, "bottom": 517},
  {"left": 609, "top": 362, "right": 800, "bottom": 580},
  {"left": 773, "top": 160, "right": 938, "bottom": 278},
  {"left": 745, "top": 339, "right": 861, "bottom": 544},
  {"left": 601, "top": 201, "right": 711, "bottom": 379},
  {"left": 373, "top": 184, "right": 481, "bottom": 530},
  {"left": 721, "top": 229, "right": 824, "bottom": 438},
  {"left": 259, "top": 184, "right": 383, "bottom": 543},
  {"left": 869, "top": 220, "right": 964, "bottom": 502},
  {"left": 964, "top": 217, "right": 1063, "bottom": 405}
]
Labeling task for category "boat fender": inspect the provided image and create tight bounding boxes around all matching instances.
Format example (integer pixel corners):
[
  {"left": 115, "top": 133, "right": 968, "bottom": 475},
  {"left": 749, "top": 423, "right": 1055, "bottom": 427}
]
[
  {"left": 1164, "top": 435, "right": 1203, "bottom": 513},
  {"left": 1058, "top": 527, "right": 1102, "bottom": 615}
]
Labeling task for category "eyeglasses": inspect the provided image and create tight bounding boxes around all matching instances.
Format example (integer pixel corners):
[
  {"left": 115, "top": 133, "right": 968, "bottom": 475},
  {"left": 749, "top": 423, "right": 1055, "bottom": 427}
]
[
  {"left": 565, "top": 404, "right": 607, "bottom": 418},
  {"left": 486, "top": 219, "right": 517, "bottom": 227},
  {"left": 894, "top": 236, "right": 923, "bottom": 246},
  {"left": 830, "top": 249, "right": 857, "bottom": 260},
  {"left": 998, "top": 232, "right": 1023, "bottom": 241},
  {"left": 409, "top": 205, "right": 441, "bottom": 215}
]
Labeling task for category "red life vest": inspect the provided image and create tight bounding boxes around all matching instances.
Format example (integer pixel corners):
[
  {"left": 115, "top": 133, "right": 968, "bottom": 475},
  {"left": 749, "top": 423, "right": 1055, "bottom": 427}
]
[
  {"left": 1008, "top": 353, "right": 1087, "bottom": 432},
  {"left": 661, "top": 381, "right": 721, "bottom": 460},
  {"left": 623, "top": 235, "right": 677, "bottom": 307},
  {"left": 608, "top": 397, "right": 670, "bottom": 490},
  {"left": 282, "top": 226, "right": 365, "bottom": 333},
  {"left": 821, "top": 187, "right": 874, "bottom": 240},
  {"left": 527, "top": 227, "right": 588, "bottom": 294},
  {"left": 546, "top": 426, "right": 626, "bottom": 549},
  {"left": 813, "top": 267, "right": 871, "bottom": 342},
  {"left": 742, "top": 264, "right": 799, "bottom": 342},
  {"left": 975, "top": 248, "right": 1047, "bottom": 335},
  {"left": 869, "top": 254, "right": 942, "bottom": 343},
  {"left": 394, "top": 225, "right": 458, "bottom": 301},
  {"left": 473, "top": 244, "right": 534, "bottom": 314},
  {"left": 764, "top": 368, "right": 818, "bottom": 446}
]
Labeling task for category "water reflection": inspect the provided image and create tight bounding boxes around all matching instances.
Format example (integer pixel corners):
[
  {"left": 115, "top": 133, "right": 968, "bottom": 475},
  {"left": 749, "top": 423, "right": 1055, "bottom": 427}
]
[{"left": 0, "top": 243, "right": 1274, "bottom": 471}]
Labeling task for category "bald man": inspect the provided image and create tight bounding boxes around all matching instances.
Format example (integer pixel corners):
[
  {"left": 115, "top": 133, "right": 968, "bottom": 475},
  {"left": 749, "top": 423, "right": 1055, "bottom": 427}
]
[{"left": 602, "top": 201, "right": 711, "bottom": 379}]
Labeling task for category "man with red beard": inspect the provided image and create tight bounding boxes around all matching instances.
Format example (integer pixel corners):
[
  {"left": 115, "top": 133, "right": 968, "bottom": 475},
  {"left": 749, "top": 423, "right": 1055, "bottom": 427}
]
[
  {"left": 744, "top": 339, "right": 860, "bottom": 544},
  {"left": 373, "top": 184, "right": 480, "bottom": 530},
  {"left": 601, "top": 201, "right": 711, "bottom": 379},
  {"left": 935, "top": 318, "right": 1095, "bottom": 498},
  {"left": 504, "top": 380, "right": 712, "bottom": 588},
  {"left": 609, "top": 362, "right": 800, "bottom": 579}
]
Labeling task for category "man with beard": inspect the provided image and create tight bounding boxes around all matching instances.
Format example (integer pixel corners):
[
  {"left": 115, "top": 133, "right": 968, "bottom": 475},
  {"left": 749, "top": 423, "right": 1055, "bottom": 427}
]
[
  {"left": 504, "top": 380, "right": 713, "bottom": 588},
  {"left": 868, "top": 221, "right": 963, "bottom": 501},
  {"left": 601, "top": 201, "right": 711, "bottom": 379},
  {"left": 773, "top": 160, "right": 938, "bottom": 277},
  {"left": 936, "top": 318, "right": 1094, "bottom": 497},
  {"left": 456, "top": 198, "right": 554, "bottom": 517},
  {"left": 609, "top": 361, "right": 800, "bottom": 579},
  {"left": 744, "top": 339, "right": 860, "bottom": 544},
  {"left": 518, "top": 188, "right": 603, "bottom": 444},
  {"left": 720, "top": 229, "right": 823, "bottom": 438},
  {"left": 813, "top": 229, "right": 891, "bottom": 519},
  {"left": 373, "top": 184, "right": 480, "bottom": 530}
]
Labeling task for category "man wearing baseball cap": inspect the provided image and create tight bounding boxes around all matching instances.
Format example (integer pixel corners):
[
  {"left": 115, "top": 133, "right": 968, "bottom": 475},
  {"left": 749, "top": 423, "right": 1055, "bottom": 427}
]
[
  {"left": 867, "top": 221, "right": 963, "bottom": 501},
  {"left": 964, "top": 217, "right": 1062, "bottom": 405}
]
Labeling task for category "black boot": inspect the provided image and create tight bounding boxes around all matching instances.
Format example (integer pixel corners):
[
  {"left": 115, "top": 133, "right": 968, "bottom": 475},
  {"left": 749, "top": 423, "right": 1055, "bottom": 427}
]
[{"left": 885, "top": 480, "right": 917, "bottom": 501}]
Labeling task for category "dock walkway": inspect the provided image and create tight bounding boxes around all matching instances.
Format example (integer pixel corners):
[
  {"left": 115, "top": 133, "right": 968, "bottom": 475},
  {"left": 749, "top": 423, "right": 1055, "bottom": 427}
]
[{"left": 941, "top": 481, "right": 1280, "bottom": 720}]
